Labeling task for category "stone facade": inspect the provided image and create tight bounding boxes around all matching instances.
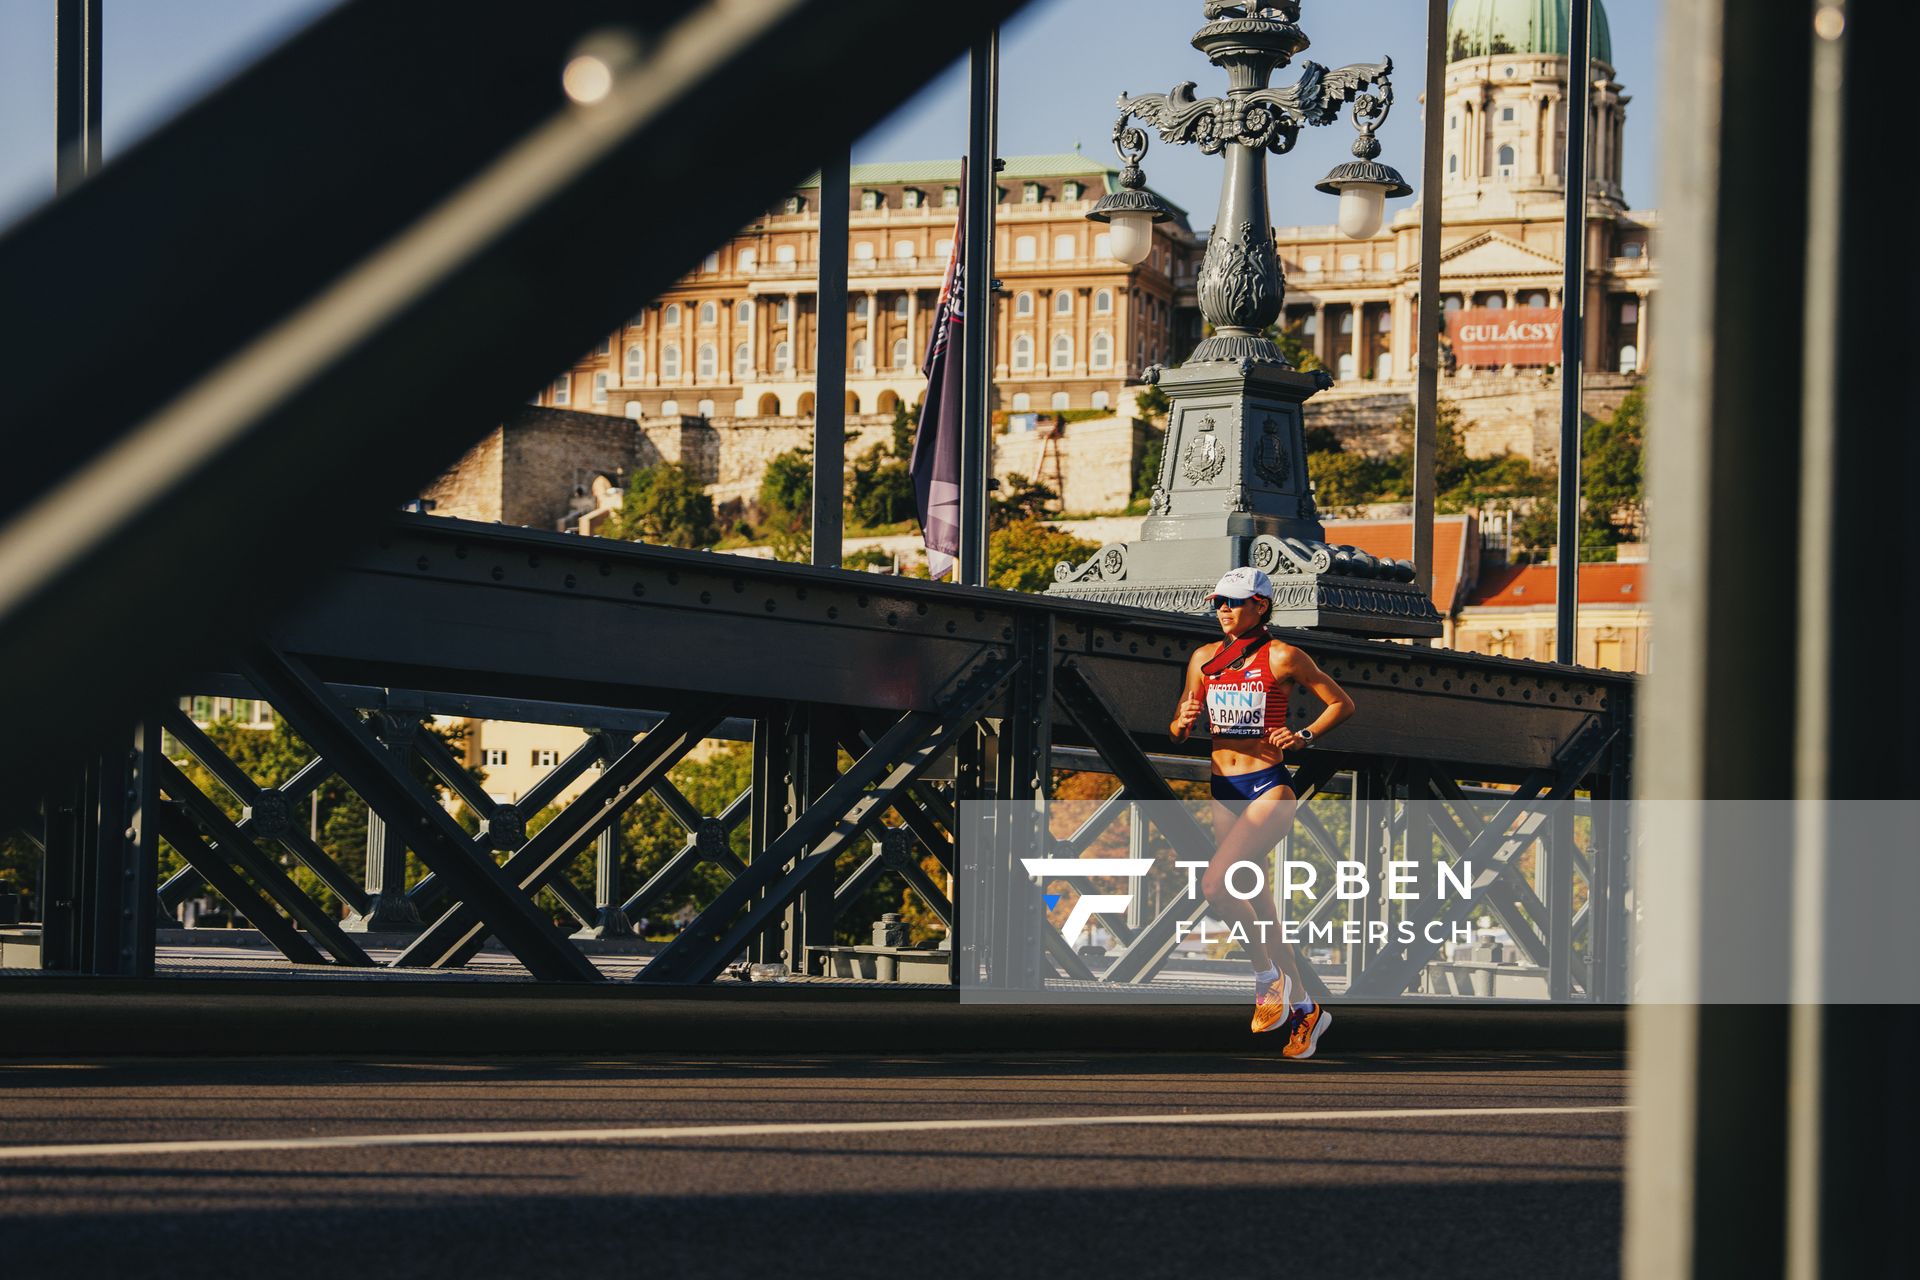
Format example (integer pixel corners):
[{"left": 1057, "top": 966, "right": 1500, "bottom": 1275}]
[{"left": 1303, "top": 370, "right": 1641, "bottom": 465}]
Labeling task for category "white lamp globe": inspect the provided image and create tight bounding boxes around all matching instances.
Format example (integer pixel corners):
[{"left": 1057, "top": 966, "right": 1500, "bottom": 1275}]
[
  {"left": 1107, "top": 210, "right": 1155, "bottom": 265},
  {"left": 1334, "top": 182, "right": 1389, "bottom": 239},
  {"left": 1316, "top": 157, "right": 1411, "bottom": 242}
]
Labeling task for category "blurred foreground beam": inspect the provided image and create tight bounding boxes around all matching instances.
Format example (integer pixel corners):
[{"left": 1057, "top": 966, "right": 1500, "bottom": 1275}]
[{"left": 0, "top": 0, "right": 1028, "bottom": 780}]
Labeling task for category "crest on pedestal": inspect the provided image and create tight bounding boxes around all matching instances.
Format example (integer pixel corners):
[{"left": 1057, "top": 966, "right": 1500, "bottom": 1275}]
[{"left": 1181, "top": 415, "right": 1227, "bottom": 483}]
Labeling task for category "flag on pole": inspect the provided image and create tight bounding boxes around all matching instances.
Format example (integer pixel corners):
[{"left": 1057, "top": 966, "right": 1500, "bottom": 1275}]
[{"left": 911, "top": 159, "right": 968, "bottom": 581}]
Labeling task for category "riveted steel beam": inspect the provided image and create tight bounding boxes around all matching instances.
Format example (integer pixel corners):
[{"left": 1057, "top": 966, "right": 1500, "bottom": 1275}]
[
  {"left": 242, "top": 646, "right": 600, "bottom": 982},
  {"left": 396, "top": 703, "right": 724, "bottom": 969},
  {"left": 639, "top": 653, "right": 1016, "bottom": 984}
]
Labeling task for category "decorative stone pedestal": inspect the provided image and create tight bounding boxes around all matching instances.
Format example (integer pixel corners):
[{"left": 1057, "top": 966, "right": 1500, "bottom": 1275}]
[{"left": 1048, "top": 358, "right": 1441, "bottom": 638}]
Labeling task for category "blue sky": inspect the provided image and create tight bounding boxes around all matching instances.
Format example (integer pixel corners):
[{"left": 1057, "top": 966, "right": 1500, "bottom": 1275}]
[{"left": 0, "top": 0, "right": 1662, "bottom": 234}]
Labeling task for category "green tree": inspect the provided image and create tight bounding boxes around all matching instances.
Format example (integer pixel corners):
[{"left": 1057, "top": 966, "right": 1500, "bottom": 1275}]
[
  {"left": 1265, "top": 316, "right": 1324, "bottom": 372},
  {"left": 604, "top": 462, "right": 718, "bottom": 549},
  {"left": 990, "top": 473, "right": 1059, "bottom": 529},
  {"left": 849, "top": 443, "right": 915, "bottom": 528},
  {"left": 1507, "top": 390, "right": 1647, "bottom": 562},
  {"left": 1133, "top": 383, "right": 1170, "bottom": 423},
  {"left": 758, "top": 447, "right": 814, "bottom": 561},
  {"left": 987, "top": 518, "right": 1097, "bottom": 592}
]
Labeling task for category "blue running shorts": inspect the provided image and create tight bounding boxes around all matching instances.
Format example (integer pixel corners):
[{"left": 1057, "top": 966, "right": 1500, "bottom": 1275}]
[{"left": 1210, "top": 762, "right": 1294, "bottom": 803}]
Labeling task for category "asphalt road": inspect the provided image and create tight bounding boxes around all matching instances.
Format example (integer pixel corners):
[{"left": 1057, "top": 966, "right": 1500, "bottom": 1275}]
[{"left": 0, "top": 1050, "right": 1626, "bottom": 1280}]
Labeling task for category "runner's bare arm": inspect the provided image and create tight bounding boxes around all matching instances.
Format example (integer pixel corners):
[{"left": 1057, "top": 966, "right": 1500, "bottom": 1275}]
[
  {"left": 1168, "top": 645, "right": 1215, "bottom": 742},
  {"left": 1264, "top": 644, "right": 1355, "bottom": 749}
]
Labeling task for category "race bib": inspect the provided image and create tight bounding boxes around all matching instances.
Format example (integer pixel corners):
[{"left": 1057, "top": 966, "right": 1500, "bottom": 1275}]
[{"left": 1207, "top": 684, "right": 1266, "bottom": 737}]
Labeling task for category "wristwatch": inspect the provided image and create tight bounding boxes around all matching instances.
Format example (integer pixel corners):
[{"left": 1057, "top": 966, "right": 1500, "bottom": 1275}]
[{"left": 1296, "top": 727, "right": 1315, "bottom": 745}]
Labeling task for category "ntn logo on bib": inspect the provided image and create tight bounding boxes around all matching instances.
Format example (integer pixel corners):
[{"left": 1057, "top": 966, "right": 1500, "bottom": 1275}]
[{"left": 1207, "top": 685, "right": 1266, "bottom": 736}]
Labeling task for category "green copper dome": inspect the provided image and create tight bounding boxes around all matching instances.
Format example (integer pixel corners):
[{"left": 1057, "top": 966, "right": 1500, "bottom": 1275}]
[{"left": 1447, "top": 0, "right": 1613, "bottom": 67}]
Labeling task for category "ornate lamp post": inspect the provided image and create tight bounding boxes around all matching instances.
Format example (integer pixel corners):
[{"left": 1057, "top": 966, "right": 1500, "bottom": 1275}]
[{"left": 1050, "top": 1, "right": 1438, "bottom": 637}]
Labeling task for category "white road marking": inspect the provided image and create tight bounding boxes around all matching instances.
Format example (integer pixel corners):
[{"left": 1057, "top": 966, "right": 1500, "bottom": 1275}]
[{"left": 0, "top": 1104, "right": 1627, "bottom": 1163}]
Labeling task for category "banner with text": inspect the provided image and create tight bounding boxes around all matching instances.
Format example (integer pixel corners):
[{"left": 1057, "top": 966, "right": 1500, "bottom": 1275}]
[{"left": 1446, "top": 305, "right": 1562, "bottom": 367}]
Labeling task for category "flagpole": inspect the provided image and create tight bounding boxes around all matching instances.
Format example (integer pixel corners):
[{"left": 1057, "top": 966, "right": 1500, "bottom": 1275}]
[
  {"left": 958, "top": 29, "right": 998, "bottom": 587},
  {"left": 812, "top": 143, "right": 850, "bottom": 568}
]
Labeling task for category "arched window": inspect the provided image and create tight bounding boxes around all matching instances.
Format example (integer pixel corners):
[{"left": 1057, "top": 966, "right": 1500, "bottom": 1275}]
[
  {"left": 1015, "top": 292, "right": 1034, "bottom": 317},
  {"left": 797, "top": 391, "right": 815, "bottom": 416},
  {"left": 625, "top": 345, "right": 643, "bottom": 379},
  {"left": 737, "top": 248, "right": 756, "bottom": 271},
  {"left": 1526, "top": 291, "right": 1549, "bottom": 308},
  {"left": 1094, "top": 288, "right": 1112, "bottom": 314},
  {"left": 1091, "top": 331, "right": 1112, "bottom": 369},
  {"left": 854, "top": 241, "right": 875, "bottom": 260},
  {"left": 1496, "top": 144, "right": 1515, "bottom": 177},
  {"left": 934, "top": 238, "right": 953, "bottom": 257},
  {"left": 1014, "top": 235, "right": 1037, "bottom": 262},
  {"left": 736, "top": 299, "right": 753, "bottom": 323},
  {"left": 1012, "top": 334, "right": 1034, "bottom": 371},
  {"left": 662, "top": 343, "right": 681, "bottom": 379},
  {"left": 552, "top": 375, "right": 570, "bottom": 405},
  {"left": 661, "top": 398, "right": 679, "bottom": 415},
  {"left": 592, "top": 372, "right": 609, "bottom": 404},
  {"left": 758, "top": 393, "right": 780, "bottom": 415},
  {"left": 846, "top": 390, "right": 861, "bottom": 414},
  {"left": 877, "top": 390, "right": 900, "bottom": 414},
  {"left": 1052, "top": 334, "right": 1073, "bottom": 370},
  {"left": 1376, "top": 311, "right": 1392, "bottom": 332},
  {"left": 1447, "top": 154, "right": 1458, "bottom": 175},
  {"left": 854, "top": 296, "right": 870, "bottom": 320},
  {"left": 852, "top": 339, "right": 869, "bottom": 372},
  {"left": 775, "top": 298, "right": 791, "bottom": 323},
  {"left": 1051, "top": 391, "right": 1070, "bottom": 410},
  {"left": 1053, "top": 234, "right": 1076, "bottom": 260},
  {"left": 1011, "top": 392, "right": 1031, "bottom": 411},
  {"left": 892, "top": 339, "right": 910, "bottom": 369},
  {"left": 775, "top": 244, "right": 796, "bottom": 263},
  {"left": 1338, "top": 310, "right": 1354, "bottom": 334},
  {"left": 1091, "top": 390, "right": 1110, "bottom": 411},
  {"left": 1094, "top": 232, "right": 1112, "bottom": 258},
  {"left": 663, "top": 303, "right": 681, "bottom": 326},
  {"left": 1484, "top": 294, "right": 1507, "bottom": 310},
  {"left": 773, "top": 341, "right": 790, "bottom": 372},
  {"left": 1054, "top": 290, "right": 1073, "bottom": 316},
  {"left": 625, "top": 402, "right": 643, "bottom": 419},
  {"left": 893, "top": 241, "right": 914, "bottom": 259},
  {"left": 699, "top": 301, "right": 716, "bottom": 326},
  {"left": 1618, "top": 344, "right": 1639, "bottom": 374},
  {"left": 893, "top": 295, "right": 909, "bottom": 317},
  {"left": 694, "top": 398, "right": 714, "bottom": 417},
  {"left": 734, "top": 343, "right": 751, "bottom": 379},
  {"left": 702, "top": 252, "right": 718, "bottom": 272},
  {"left": 697, "top": 343, "right": 717, "bottom": 378}
]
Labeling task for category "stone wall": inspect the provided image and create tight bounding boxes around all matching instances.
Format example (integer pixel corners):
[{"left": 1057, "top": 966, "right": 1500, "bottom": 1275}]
[
  {"left": 1303, "top": 372, "right": 1644, "bottom": 466},
  {"left": 995, "top": 416, "right": 1146, "bottom": 514},
  {"left": 427, "top": 405, "right": 1151, "bottom": 539}
]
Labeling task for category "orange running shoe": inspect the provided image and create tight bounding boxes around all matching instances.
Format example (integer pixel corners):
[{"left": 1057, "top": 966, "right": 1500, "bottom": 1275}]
[
  {"left": 1251, "top": 974, "right": 1293, "bottom": 1034},
  {"left": 1281, "top": 1002, "right": 1331, "bottom": 1059}
]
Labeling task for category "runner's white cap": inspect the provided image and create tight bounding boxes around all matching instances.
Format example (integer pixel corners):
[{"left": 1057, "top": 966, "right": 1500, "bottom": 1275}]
[{"left": 1211, "top": 566, "right": 1274, "bottom": 600}]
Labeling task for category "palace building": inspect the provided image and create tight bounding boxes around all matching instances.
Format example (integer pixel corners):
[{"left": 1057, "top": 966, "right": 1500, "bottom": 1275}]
[
  {"left": 1275, "top": 0, "right": 1655, "bottom": 437},
  {"left": 532, "top": 154, "right": 1204, "bottom": 423}
]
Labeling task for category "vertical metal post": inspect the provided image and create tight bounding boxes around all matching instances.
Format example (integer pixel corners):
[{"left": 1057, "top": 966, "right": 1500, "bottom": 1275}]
[
  {"left": 118, "top": 721, "right": 160, "bottom": 976},
  {"left": 588, "top": 826, "right": 633, "bottom": 938},
  {"left": 1554, "top": 0, "right": 1593, "bottom": 664},
  {"left": 958, "top": 30, "right": 999, "bottom": 587},
  {"left": 812, "top": 145, "right": 850, "bottom": 568},
  {"left": 1546, "top": 792, "right": 1573, "bottom": 1000},
  {"left": 1411, "top": 0, "right": 1446, "bottom": 606},
  {"left": 349, "top": 714, "right": 422, "bottom": 931},
  {"left": 748, "top": 711, "right": 786, "bottom": 967},
  {"left": 55, "top": 0, "right": 102, "bottom": 194},
  {"left": 37, "top": 779, "right": 84, "bottom": 970},
  {"left": 1626, "top": 0, "right": 1813, "bottom": 1271}
]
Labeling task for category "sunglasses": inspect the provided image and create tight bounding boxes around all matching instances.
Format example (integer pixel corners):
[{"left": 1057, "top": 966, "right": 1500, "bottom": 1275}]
[{"left": 1210, "top": 595, "right": 1255, "bottom": 610}]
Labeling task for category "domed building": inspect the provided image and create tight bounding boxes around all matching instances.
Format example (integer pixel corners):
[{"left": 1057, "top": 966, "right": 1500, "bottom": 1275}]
[{"left": 1274, "top": 0, "right": 1655, "bottom": 464}]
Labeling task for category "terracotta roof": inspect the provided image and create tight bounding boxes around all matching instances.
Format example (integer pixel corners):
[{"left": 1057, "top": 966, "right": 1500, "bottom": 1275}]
[
  {"left": 1463, "top": 561, "right": 1646, "bottom": 607},
  {"left": 1323, "top": 515, "right": 1475, "bottom": 614}
]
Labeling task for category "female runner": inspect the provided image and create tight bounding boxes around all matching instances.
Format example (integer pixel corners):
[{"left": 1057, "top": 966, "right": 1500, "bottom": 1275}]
[{"left": 1169, "top": 566, "right": 1355, "bottom": 1057}]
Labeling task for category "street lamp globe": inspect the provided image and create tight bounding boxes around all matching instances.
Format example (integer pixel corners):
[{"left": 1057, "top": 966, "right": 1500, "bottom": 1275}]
[
  {"left": 1105, "top": 209, "right": 1157, "bottom": 265},
  {"left": 1088, "top": 123, "right": 1172, "bottom": 266},
  {"left": 1316, "top": 160, "right": 1411, "bottom": 240}
]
